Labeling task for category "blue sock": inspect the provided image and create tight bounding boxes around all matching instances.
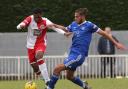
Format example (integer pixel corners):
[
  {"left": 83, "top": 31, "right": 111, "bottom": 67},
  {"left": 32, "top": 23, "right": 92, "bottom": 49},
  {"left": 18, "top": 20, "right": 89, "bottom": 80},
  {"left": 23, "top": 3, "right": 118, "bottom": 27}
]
[
  {"left": 71, "top": 77, "right": 85, "bottom": 88},
  {"left": 48, "top": 74, "right": 59, "bottom": 89}
]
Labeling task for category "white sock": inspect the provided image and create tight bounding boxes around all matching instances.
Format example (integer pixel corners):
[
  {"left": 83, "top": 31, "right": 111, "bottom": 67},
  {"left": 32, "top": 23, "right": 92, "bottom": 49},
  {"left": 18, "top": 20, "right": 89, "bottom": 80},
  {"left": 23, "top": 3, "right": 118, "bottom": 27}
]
[{"left": 39, "top": 62, "right": 50, "bottom": 83}]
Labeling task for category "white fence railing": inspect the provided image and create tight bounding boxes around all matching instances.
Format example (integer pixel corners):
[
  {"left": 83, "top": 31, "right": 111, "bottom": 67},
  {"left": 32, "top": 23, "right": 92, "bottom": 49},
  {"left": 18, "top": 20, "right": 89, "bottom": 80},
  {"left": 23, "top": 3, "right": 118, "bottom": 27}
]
[{"left": 0, "top": 55, "right": 128, "bottom": 80}]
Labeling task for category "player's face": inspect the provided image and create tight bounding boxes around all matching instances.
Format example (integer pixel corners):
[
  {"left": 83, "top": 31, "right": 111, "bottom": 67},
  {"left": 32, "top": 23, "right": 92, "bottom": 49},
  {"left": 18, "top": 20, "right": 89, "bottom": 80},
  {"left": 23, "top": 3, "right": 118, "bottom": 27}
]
[
  {"left": 74, "top": 12, "right": 83, "bottom": 24},
  {"left": 34, "top": 13, "right": 42, "bottom": 22}
]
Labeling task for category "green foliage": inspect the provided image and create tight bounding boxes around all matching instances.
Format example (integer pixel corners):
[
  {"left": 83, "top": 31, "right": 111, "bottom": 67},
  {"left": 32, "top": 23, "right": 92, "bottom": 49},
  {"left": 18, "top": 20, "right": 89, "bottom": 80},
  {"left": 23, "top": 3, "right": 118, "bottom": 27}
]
[{"left": 0, "top": 0, "right": 128, "bottom": 32}]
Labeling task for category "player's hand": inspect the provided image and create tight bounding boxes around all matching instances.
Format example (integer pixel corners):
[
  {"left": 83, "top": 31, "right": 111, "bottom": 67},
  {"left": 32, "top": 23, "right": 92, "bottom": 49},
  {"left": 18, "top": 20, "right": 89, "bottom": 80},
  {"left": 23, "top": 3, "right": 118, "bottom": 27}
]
[
  {"left": 17, "top": 24, "right": 25, "bottom": 30},
  {"left": 17, "top": 23, "right": 26, "bottom": 30},
  {"left": 64, "top": 32, "right": 73, "bottom": 37},
  {"left": 115, "top": 43, "right": 126, "bottom": 50},
  {"left": 19, "top": 25, "right": 26, "bottom": 29}
]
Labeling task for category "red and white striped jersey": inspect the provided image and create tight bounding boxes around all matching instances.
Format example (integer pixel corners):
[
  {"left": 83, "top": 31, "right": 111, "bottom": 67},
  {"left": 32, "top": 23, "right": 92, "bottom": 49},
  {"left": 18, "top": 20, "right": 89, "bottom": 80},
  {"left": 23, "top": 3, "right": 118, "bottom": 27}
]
[{"left": 18, "top": 15, "right": 53, "bottom": 49}]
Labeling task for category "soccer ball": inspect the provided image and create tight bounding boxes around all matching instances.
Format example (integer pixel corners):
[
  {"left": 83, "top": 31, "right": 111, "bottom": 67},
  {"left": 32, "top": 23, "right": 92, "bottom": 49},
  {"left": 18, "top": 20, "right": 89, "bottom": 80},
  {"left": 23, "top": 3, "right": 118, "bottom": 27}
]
[{"left": 25, "top": 81, "right": 37, "bottom": 89}]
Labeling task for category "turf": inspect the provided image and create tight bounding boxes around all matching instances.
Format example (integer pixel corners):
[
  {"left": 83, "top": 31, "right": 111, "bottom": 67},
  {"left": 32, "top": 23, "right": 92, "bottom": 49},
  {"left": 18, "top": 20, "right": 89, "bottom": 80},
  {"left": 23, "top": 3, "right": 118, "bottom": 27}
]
[{"left": 0, "top": 78, "right": 128, "bottom": 89}]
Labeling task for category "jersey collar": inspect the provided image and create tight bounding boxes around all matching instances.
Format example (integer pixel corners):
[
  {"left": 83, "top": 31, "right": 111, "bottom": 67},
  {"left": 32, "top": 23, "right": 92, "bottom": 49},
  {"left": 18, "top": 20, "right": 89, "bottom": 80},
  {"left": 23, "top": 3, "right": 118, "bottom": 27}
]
[{"left": 78, "top": 20, "right": 87, "bottom": 26}]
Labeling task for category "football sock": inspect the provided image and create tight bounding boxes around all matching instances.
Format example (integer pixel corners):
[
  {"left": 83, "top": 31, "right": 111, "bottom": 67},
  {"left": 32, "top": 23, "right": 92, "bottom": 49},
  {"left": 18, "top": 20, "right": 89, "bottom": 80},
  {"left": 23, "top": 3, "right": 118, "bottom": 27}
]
[
  {"left": 71, "top": 77, "right": 85, "bottom": 88},
  {"left": 48, "top": 74, "right": 59, "bottom": 89},
  {"left": 38, "top": 59, "right": 50, "bottom": 83}
]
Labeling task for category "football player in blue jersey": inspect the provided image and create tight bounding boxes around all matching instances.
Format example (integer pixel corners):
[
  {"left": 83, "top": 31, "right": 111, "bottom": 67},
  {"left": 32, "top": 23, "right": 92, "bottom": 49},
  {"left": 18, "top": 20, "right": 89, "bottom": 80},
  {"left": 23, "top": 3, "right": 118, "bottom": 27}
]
[{"left": 47, "top": 8, "right": 125, "bottom": 89}]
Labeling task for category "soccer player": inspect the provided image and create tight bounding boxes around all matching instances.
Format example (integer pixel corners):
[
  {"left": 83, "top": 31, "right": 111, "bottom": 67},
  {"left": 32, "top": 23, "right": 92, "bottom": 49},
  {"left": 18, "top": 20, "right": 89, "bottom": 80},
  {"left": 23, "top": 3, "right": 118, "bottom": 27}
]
[
  {"left": 47, "top": 8, "right": 125, "bottom": 89},
  {"left": 16, "top": 8, "right": 68, "bottom": 86}
]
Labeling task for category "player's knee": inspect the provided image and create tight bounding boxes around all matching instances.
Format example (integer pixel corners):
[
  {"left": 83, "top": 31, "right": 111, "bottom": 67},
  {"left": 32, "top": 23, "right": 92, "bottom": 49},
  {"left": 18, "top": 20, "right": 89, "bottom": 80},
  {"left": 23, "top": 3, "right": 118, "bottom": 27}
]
[
  {"left": 53, "top": 66, "right": 61, "bottom": 75},
  {"left": 35, "top": 52, "right": 43, "bottom": 60},
  {"left": 53, "top": 65, "right": 65, "bottom": 75}
]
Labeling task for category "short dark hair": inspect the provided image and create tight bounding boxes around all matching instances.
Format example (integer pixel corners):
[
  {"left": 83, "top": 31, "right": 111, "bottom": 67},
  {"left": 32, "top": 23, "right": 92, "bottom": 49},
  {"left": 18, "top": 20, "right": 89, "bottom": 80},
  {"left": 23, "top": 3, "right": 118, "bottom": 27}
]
[
  {"left": 32, "top": 8, "right": 43, "bottom": 14},
  {"left": 75, "top": 8, "right": 88, "bottom": 17}
]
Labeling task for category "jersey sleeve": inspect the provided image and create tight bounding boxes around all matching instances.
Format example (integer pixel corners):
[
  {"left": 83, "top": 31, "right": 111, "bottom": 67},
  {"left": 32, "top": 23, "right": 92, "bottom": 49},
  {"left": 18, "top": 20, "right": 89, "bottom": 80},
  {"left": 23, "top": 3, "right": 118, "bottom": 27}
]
[
  {"left": 22, "top": 16, "right": 31, "bottom": 26},
  {"left": 66, "top": 24, "right": 72, "bottom": 32},
  {"left": 44, "top": 18, "right": 53, "bottom": 25},
  {"left": 90, "top": 23, "right": 100, "bottom": 33}
]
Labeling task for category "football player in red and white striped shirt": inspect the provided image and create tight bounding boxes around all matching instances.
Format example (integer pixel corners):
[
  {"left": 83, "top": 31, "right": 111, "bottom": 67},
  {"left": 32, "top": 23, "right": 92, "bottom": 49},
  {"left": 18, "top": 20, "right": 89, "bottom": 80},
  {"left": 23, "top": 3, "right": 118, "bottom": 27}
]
[{"left": 17, "top": 8, "right": 67, "bottom": 85}]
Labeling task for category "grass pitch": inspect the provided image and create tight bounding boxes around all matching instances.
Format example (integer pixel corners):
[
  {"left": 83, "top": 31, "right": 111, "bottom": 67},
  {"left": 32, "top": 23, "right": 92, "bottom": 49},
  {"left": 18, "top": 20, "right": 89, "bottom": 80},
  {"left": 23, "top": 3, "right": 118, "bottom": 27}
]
[{"left": 0, "top": 78, "right": 128, "bottom": 89}]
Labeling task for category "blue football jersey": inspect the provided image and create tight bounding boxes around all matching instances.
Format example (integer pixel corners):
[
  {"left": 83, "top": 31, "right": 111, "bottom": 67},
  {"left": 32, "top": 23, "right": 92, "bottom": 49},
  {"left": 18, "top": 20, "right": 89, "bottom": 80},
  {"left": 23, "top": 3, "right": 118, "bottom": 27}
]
[{"left": 67, "top": 21, "right": 99, "bottom": 55}]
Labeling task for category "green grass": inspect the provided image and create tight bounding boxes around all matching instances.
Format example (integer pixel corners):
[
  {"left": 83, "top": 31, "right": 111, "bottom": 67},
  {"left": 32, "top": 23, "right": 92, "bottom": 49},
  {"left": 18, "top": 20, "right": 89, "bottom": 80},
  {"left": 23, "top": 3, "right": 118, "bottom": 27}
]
[{"left": 0, "top": 78, "right": 128, "bottom": 89}]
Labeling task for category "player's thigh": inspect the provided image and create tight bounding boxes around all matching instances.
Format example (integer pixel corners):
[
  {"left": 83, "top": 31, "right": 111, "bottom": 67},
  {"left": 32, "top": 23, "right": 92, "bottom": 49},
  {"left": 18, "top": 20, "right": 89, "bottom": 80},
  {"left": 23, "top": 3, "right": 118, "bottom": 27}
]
[
  {"left": 27, "top": 48, "right": 36, "bottom": 63},
  {"left": 35, "top": 51, "right": 44, "bottom": 59},
  {"left": 64, "top": 53, "right": 85, "bottom": 71}
]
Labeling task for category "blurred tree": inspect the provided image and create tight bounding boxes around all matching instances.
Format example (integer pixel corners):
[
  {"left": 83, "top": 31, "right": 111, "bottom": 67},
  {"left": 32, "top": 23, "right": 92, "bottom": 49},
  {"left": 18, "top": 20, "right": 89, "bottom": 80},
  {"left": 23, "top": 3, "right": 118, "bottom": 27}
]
[{"left": 0, "top": 0, "right": 128, "bottom": 32}]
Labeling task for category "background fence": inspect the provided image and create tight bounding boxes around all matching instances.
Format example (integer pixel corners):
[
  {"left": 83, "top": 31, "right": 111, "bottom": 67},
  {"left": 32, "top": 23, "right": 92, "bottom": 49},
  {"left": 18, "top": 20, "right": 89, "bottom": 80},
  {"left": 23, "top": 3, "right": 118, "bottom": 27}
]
[{"left": 0, "top": 55, "right": 128, "bottom": 80}]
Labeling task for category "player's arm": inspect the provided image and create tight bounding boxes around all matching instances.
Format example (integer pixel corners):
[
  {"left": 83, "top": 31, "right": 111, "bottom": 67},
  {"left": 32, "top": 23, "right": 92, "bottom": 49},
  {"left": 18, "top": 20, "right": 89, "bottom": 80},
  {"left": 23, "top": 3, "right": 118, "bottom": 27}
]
[
  {"left": 47, "top": 24, "right": 66, "bottom": 35},
  {"left": 49, "top": 24, "right": 72, "bottom": 37},
  {"left": 45, "top": 18, "right": 65, "bottom": 34},
  {"left": 97, "top": 29, "right": 126, "bottom": 49},
  {"left": 17, "top": 16, "right": 31, "bottom": 30},
  {"left": 45, "top": 18, "right": 72, "bottom": 36},
  {"left": 48, "top": 24, "right": 72, "bottom": 37},
  {"left": 52, "top": 24, "right": 69, "bottom": 32}
]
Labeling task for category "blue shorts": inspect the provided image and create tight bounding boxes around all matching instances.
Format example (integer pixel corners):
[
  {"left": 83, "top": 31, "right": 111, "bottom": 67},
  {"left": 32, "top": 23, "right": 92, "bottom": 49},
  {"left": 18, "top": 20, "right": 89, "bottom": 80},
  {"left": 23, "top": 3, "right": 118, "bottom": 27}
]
[{"left": 64, "top": 52, "right": 87, "bottom": 71}]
